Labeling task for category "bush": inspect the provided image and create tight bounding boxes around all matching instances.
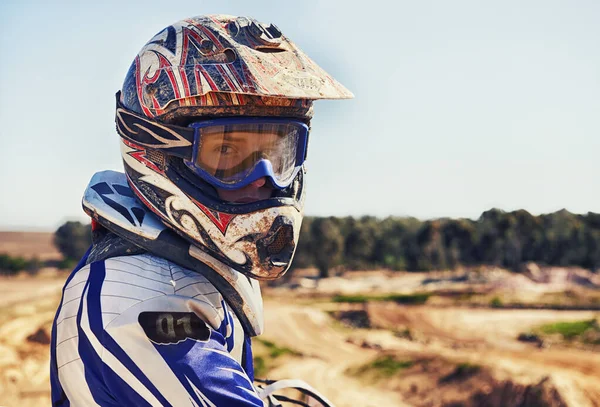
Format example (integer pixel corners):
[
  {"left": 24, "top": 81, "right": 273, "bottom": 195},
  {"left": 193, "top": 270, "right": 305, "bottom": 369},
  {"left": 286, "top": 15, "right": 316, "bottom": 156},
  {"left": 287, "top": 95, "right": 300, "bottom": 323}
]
[
  {"left": 54, "top": 221, "right": 92, "bottom": 262},
  {"left": 350, "top": 355, "right": 413, "bottom": 379},
  {"left": 0, "top": 254, "right": 39, "bottom": 276},
  {"left": 490, "top": 297, "right": 504, "bottom": 308},
  {"left": 252, "top": 338, "right": 302, "bottom": 378},
  {"left": 58, "top": 257, "right": 78, "bottom": 271},
  {"left": 332, "top": 293, "right": 430, "bottom": 305},
  {"left": 538, "top": 319, "right": 597, "bottom": 340}
]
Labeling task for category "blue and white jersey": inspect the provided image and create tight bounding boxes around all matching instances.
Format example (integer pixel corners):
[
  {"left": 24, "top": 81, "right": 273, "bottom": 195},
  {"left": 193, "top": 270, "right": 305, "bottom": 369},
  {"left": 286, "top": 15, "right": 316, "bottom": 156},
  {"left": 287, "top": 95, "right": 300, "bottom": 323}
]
[{"left": 50, "top": 252, "right": 263, "bottom": 406}]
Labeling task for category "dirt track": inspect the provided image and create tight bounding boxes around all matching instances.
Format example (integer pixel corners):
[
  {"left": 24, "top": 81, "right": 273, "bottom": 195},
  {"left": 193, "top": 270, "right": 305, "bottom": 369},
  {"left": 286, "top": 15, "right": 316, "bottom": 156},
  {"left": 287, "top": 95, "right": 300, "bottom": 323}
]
[
  {"left": 261, "top": 300, "right": 410, "bottom": 407},
  {"left": 259, "top": 299, "right": 600, "bottom": 407},
  {"left": 363, "top": 303, "right": 600, "bottom": 406},
  {"left": 0, "top": 277, "right": 65, "bottom": 308},
  {"left": 2, "top": 274, "right": 600, "bottom": 406},
  {"left": 0, "top": 276, "right": 62, "bottom": 407}
]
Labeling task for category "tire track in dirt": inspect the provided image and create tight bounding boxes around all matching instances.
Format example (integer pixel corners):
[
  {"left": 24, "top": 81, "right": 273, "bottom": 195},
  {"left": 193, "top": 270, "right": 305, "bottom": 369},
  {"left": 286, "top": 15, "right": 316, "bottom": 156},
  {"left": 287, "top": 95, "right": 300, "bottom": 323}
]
[
  {"left": 0, "top": 277, "right": 65, "bottom": 308},
  {"left": 261, "top": 300, "right": 410, "bottom": 407},
  {"left": 363, "top": 303, "right": 600, "bottom": 406},
  {"left": 0, "top": 283, "right": 61, "bottom": 407}
]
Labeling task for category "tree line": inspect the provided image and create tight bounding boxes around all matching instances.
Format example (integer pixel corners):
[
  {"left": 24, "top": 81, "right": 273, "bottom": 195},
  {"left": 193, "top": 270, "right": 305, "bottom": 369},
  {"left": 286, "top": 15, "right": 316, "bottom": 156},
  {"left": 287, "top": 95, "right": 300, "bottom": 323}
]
[
  {"left": 292, "top": 209, "right": 600, "bottom": 277},
  {"left": 4, "top": 209, "right": 598, "bottom": 277}
]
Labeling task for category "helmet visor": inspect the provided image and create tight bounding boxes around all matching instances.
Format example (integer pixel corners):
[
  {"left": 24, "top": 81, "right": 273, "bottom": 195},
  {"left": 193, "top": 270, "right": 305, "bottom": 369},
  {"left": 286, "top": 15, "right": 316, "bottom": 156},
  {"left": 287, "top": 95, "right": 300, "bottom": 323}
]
[{"left": 187, "top": 118, "right": 308, "bottom": 190}]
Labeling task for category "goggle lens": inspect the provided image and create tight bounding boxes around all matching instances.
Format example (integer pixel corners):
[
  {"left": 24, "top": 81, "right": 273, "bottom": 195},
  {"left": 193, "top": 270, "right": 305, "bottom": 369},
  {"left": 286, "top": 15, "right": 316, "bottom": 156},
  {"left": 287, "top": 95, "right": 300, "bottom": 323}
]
[{"left": 186, "top": 119, "right": 308, "bottom": 189}]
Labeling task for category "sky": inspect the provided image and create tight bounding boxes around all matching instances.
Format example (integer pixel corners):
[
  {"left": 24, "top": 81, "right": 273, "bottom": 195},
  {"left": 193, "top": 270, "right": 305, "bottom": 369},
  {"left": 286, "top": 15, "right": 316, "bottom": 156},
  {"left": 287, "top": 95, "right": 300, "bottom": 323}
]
[{"left": 1, "top": 0, "right": 599, "bottom": 231}]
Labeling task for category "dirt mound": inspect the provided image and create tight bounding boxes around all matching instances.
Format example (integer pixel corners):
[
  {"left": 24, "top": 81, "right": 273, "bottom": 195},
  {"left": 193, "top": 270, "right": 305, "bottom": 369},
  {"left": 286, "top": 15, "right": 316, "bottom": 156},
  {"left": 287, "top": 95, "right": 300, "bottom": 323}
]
[
  {"left": 333, "top": 308, "right": 371, "bottom": 328},
  {"left": 276, "top": 265, "right": 600, "bottom": 303},
  {"left": 523, "top": 263, "right": 600, "bottom": 289},
  {"left": 468, "top": 376, "right": 568, "bottom": 407},
  {"left": 27, "top": 327, "right": 51, "bottom": 345}
]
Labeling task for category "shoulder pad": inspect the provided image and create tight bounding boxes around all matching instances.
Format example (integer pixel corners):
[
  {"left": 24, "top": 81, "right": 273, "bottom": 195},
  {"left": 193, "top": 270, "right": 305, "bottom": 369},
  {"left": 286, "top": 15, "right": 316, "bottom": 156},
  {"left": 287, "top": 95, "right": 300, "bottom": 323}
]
[{"left": 82, "top": 170, "right": 263, "bottom": 336}]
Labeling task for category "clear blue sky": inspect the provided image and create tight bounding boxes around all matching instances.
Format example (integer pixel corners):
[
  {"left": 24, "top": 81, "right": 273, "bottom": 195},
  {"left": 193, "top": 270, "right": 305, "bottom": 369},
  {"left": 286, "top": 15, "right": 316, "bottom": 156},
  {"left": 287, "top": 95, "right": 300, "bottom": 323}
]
[{"left": 1, "top": 0, "right": 599, "bottom": 231}]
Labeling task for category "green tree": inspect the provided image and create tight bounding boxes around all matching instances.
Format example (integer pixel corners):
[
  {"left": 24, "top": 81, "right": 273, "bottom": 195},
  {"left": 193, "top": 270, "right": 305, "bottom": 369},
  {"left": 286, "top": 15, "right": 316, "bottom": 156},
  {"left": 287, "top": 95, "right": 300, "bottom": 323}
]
[
  {"left": 54, "top": 221, "right": 92, "bottom": 262},
  {"left": 289, "top": 217, "right": 315, "bottom": 271},
  {"left": 414, "top": 220, "right": 448, "bottom": 271},
  {"left": 475, "top": 208, "right": 508, "bottom": 266},
  {"left": 373, "top": 217, "right": 421, "bottom": 271},
  {"left": 441, "top": 219, "right": 477, "bottom": 267},
  {"left": 540, "top": 210, "right": 585, "bottom": 266},
  {"left": 0, "top": 254, "right": 27, "bottom": 276},
  {"left": 344, "top": 216, "right": 380, "bottom": 270},
  {"left": 310, "top": 217, "right": 344, "bottom": 278}
]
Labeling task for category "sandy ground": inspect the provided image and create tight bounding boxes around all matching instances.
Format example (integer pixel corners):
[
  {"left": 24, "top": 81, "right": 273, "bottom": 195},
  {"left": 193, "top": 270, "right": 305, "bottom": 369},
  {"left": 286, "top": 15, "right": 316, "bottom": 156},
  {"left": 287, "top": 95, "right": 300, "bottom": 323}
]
[
  {"left": 0, "top": 276, "right": 63, "bottom": 407},
  {"left": 1, "top": 269, "right": 599, "bottom": 406},
  {"left": 261, "top": 300, "right": 410, "bottom": 407},
  {"left": 259, "top": 298, "right": 600, "bottom": 407},
  {"left": 360, "top": 303, "right": 600, "bottom": 406},
  {"left": 0, "top": 276, "right": 65, "bottom": 308}
]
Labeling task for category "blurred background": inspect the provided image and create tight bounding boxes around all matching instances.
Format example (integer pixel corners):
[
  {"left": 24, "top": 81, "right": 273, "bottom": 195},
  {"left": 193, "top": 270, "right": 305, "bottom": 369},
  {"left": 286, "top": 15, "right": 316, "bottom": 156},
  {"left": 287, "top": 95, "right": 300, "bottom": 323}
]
[{"left": 1, "top": 1, "right": 600, "bottom": 406}]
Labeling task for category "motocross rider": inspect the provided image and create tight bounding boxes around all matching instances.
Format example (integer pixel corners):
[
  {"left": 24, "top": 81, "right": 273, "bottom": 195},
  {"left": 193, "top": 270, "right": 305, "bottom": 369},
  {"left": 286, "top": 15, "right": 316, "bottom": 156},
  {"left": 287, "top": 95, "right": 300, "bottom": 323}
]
[{"left": 50, "top": 14, "right": 352, "bottom": 406}]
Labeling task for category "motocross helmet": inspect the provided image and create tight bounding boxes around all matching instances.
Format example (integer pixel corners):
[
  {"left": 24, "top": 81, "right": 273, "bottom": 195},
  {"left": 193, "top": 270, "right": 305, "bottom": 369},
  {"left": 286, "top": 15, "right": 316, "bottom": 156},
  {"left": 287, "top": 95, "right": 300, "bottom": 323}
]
[{"left": 117, "top": 15, "right": 352, "bottom": 280}]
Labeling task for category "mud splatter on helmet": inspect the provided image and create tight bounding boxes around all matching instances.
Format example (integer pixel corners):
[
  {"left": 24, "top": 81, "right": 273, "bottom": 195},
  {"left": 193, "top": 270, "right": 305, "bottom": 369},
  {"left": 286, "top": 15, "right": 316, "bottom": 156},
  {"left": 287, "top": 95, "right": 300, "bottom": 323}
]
[{"left": 117, "top": 15, "right": 352, "bottom": 280}]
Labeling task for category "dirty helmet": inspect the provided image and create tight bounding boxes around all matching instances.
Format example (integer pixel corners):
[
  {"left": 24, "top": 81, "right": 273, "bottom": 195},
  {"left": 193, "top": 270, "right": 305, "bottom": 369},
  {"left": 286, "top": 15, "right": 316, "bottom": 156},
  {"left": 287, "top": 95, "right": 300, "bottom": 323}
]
[{"left": 116, "top": 15, "right": 352, "bottom": 280}]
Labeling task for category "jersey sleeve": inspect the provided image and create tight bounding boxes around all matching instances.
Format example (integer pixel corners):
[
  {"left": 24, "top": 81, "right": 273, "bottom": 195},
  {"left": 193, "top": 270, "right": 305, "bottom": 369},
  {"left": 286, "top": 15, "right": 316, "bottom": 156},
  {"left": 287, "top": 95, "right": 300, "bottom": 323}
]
[
  {"left": 54, "top": 256, "right": 263, "bottom": 407},
  {"left": 101, "top": 296, "right": 262, "bottom": 407}
]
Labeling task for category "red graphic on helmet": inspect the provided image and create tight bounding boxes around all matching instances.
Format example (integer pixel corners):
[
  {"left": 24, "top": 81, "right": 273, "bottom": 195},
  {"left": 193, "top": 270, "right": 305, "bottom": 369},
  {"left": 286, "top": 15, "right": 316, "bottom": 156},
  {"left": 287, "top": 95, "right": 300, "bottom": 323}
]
[
  {"left": 135, "top": 53, "right": 181, "bottom": 117},
  {"left": 190, "top": 197, "right": 237, "bottom": 235},
  {"left": 123, "top": 139, "right": 164, "bottom": 175}
]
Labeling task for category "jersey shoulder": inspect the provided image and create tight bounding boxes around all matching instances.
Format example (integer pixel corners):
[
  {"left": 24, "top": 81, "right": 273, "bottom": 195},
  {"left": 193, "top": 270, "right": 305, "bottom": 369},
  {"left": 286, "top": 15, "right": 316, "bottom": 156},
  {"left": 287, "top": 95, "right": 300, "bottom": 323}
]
[{"left": 98, "top": 254, "right": 226, "bottom": 328}]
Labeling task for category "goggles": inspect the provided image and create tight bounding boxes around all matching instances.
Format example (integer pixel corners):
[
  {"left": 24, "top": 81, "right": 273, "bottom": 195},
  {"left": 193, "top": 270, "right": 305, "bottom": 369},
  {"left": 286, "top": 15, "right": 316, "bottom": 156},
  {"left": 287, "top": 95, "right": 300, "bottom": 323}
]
[
  {"left": 115, "top": 93, "right": 309, "bottom": 190},
  {"left": 186, "top": 118, "right": 308, "bottom": 190}
]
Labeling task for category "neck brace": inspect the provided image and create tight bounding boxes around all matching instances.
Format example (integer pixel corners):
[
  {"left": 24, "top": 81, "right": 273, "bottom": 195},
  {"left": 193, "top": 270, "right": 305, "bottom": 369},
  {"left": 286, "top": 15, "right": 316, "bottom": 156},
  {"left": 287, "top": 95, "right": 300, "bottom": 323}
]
[{"left": 82, "top": 170, "right": 264, "bottom": 336}]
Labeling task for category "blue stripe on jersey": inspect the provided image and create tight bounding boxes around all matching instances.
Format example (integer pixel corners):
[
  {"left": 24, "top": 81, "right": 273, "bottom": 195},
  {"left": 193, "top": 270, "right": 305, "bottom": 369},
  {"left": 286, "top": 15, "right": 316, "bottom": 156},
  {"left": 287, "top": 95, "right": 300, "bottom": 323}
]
[
  {"left": 151, "top": 330, "right": 263, "bottom": 406},
  {"left": 220, "top": 300, "right": 235, "bottom": 352},
  {"left": 76, "top": 279, "right": 123, "bottom": 405},
  {"left": 242, "top": 336, "right": 254, "bottom": 383},
  {"left": 50, "top": 247, "right": 91, "bottom": 407},
  {"left": 77, "top": 312, "right": 156, "bottom": 407},
  {"left": 85, "top": 261, "right": 172, "bottom": 406}
]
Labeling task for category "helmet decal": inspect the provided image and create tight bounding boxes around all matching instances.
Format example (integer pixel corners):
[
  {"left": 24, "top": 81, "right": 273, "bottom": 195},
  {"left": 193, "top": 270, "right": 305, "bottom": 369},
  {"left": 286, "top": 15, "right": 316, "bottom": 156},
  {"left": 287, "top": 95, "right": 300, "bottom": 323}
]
[
  {"left": 189, "top": 198, "right": 237, "bottom": 235},
  {"left": 122, "top": 15, "right": 352, "bottom": 119},
  {"left": 164, "top": 196, "right": 253, "bottom": 272},
  {"left": 122, "top": 139, "right": 165, "bottom": 175},
  {"left": 116, "top": 106, "right": 193, "bottom": 150}
]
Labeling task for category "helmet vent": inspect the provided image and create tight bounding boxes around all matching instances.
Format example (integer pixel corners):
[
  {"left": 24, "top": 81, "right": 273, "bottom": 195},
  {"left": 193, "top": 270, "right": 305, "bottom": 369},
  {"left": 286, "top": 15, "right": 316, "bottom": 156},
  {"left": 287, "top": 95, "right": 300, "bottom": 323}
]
[
  {"left": 222, "top": 49, "right": 237, "bottom": 63},
  {"left": 254, "top": 47, "right": 286, "bottom": 54},
  {"left": 267, "top": 225, "right": 293, "bottom": 255},
  {"left": 229, "top": 17, "right": 283, "bottom": 48},
  {"left": 146, "top": 149, "right": 166, "bottom": 169},
  {"left": 200, "top": 39, "right": 214, "bottom": 52}
]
